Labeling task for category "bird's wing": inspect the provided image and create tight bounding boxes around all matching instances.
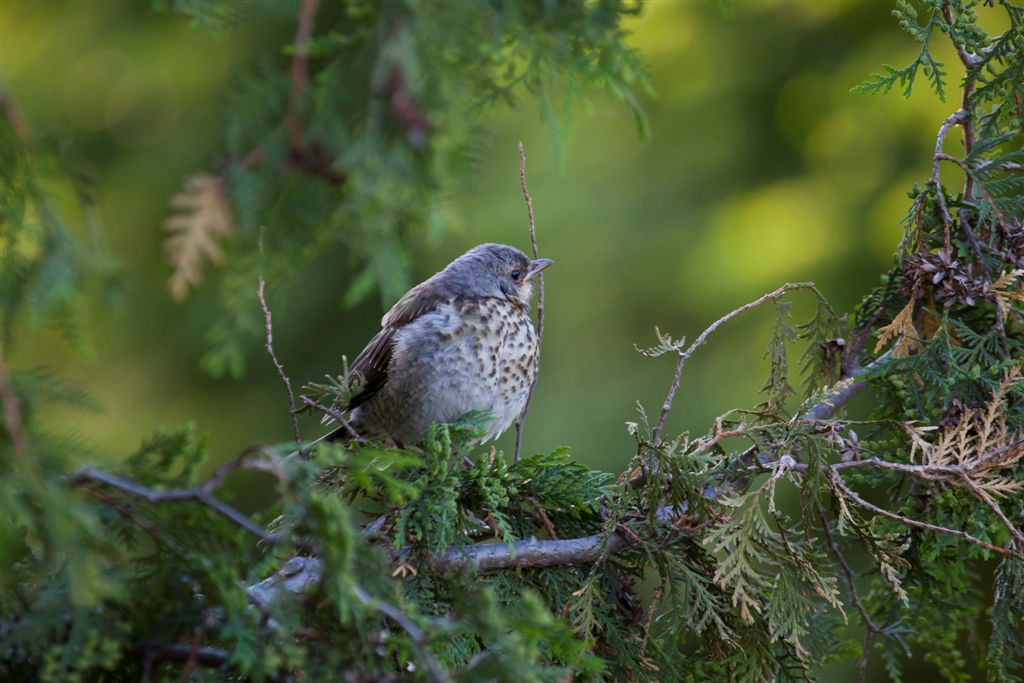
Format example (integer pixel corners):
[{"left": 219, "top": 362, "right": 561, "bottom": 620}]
[{"left": 345, "top": 279, "right": 448, "bottom": 411}]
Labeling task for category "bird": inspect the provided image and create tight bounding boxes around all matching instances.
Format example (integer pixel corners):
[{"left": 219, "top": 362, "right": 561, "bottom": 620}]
[{"left": 322, "top": 243, "right": 552, "bottom": 446}]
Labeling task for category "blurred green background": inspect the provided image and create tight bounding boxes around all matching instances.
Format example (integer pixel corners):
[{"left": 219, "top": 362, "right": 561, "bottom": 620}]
[{"left": 2, "top": 3, "right": 984, "bottom": 478}]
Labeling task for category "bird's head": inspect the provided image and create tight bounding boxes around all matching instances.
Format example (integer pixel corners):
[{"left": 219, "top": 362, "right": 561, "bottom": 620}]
[{"left": 445, "top": 243, "right": 553, "bottom": 305}]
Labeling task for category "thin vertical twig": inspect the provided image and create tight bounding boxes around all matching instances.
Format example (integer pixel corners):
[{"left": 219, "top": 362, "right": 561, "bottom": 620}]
[
  {"left": 942, "top": 3, "right": 977, "bottom": 202},
  {"left": 258, "top": 277, "right": 304, "bottom": 455},
  {"left": 819, "top": 507, "right": 879, "bottom": 683},
  {"left": 514, "top": 142, "right": 544, "bottom": 462},
  {"left": 930, "top": 108, "right": 967, "bottom": 256}
]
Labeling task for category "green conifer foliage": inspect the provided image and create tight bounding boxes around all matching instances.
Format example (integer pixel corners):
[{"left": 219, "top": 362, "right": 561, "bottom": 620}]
[{"left": 2, "top": 1, "right": 1023, "bottom": 681}]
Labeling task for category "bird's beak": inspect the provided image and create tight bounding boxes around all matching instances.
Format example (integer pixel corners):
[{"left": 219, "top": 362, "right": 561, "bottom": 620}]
[{"left": 525, "top": 258, "right": 554, "bottom": 280}]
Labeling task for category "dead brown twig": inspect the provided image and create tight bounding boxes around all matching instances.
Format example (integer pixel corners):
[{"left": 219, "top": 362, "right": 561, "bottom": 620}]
[
  {"left": 258, "top": 277, "right": 304, "bottom": 454},
  {"left": 514, "top": 141, "right": 545, "bottom": 462}
]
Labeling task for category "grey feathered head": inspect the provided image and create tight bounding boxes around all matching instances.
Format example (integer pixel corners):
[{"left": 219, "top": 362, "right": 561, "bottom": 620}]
[{"left": 438, "top": 243, "right": 553, "bottom": 305}]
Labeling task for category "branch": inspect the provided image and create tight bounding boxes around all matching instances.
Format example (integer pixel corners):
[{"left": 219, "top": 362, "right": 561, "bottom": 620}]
[
  {"left": 248, "top": 556, "right": 450, "bottom": 682},
  {"left": 650, "top": 282, "right": 815, "bottom": 446},
  {"left": 936, "top": 152, "right": 1010, "bottom": 233},
  {"left": 819, "top": 507, "right": 879, "bottom": 683},
  {"left": 286, "top": 0, "right": 319, "bottom": 149},
  {"left": 70, "top": 463, "right": 280, "bottom": 546},
  {"left": 138, "top": 642, "right": 231, "bottom": 670},
  {"left": 514, "top": 141, "right": 544, "bottom": 463},
  {"left": 0, "top": 355, "right": 29, "bottom": 457},
  {"left": 352, "top": 585, "right": 451, "bottom": 683},
  {"left": 238, "top": 0, "right": 343, "bottom": 186},
  {"left": 802, "top": 348, "right": 893, "bottom": 422},
  {"left": 955, "top": 471, "right": 1024, "bottom": 550},
  {"left": 827, "top": 468, "right": 1014, "bottom": 558},
  {"left": 930, "top": 108, "right": 968, "bottom": 255},
  {"left": 258, "top": 277, "right": 304, "bottom": 454},
  {"left": 941, "top": 2, "right": 977, "bottom": 202},
  {"left": 431, "top": 530, "right": 626, "bottom": 572}
]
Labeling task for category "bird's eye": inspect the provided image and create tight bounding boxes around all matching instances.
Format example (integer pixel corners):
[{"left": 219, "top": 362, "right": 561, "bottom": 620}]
[{"left": 511, "top": 270, "right": 522, "bottom": 280}]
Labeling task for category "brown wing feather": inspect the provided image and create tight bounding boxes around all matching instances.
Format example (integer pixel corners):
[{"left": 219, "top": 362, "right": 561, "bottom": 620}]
[
  {"left": 344, "top": 278, "right": 450, "bottom": 411},
  {"left": 345, "top": 327, "right": 394, "bottom": 410}
]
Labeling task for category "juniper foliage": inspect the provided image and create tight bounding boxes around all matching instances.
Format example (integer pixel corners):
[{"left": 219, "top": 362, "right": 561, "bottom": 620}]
[
  {"left": 2, "top": 1, "right": 1024, "bottom": 682},
  {"left": 156, "top": 0, "right": 652, "bottom": 378}
]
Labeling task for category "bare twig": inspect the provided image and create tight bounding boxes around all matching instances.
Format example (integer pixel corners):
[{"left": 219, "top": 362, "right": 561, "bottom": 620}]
[
  {"left": 819, "top": 507, "right": 879, "bottom": 683},
  {"left": 936, "top": 152, "right": 1010, "bottom": 234},
  {"left": 956, "top": 472, "right": 1024, "bottom": 549},
  {"left": 258, "top": 277, "right": 304, "bottom": 454},
  {"left": 352, "top": 585, "right": 451, "bottom": 683},
  {"left": 0, "top": 355, "right": 29, "bottom": 457},
  {"left": 650, "top": 282, "right": 815, "bottom": 446},
  {"left": 931, "top": 108, "right": 968, "bottom": 254},
  {"left": 827, "top": 469, "right": 1013, "bottom": 558},
  {"left": 514, "top": 141, "right": 544, "bottom": 462},
  {"left": 942, "top": 3, "right": 977, "bottom": 202},
  {"left": 70, "top": 466, "right": 280, "bottom": 546},
  {"left": 139, "top": 642, "right": 231, "bottom": 670}
]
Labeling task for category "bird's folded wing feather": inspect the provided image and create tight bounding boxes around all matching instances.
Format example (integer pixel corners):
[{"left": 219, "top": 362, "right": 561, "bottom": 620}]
[{"left": 345, "top": 278, "right": 449, "bottom": 411}]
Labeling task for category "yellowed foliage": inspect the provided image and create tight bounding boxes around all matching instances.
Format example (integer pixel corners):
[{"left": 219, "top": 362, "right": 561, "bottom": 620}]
[
  {"left": 916, "top": 366, "right": 1024, "bottom": 497},
  {"left": 164, "top": 174, "right": 236, "bottom": 301},
  {"left": 874, "top": 297, "right": 922, "bottom": 359},
  {"left": 991, "top": 269, "right": 1024, "bottom": 319}
]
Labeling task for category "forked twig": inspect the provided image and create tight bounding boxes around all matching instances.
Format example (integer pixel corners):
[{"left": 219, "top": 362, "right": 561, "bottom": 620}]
[
  {"left": 70, "top": 463, "right": 281, "bottom": 546},
  {"left": 650, "top": 282, "right": 814, "bottom": 446},
  {"left": 827, "top": 469, "right": 1013, "bottom": 558}
]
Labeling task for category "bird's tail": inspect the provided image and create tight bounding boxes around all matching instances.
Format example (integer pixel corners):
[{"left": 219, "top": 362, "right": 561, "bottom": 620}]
[{"left": 282, "top": 423, "right": 362, "bottom": 462}]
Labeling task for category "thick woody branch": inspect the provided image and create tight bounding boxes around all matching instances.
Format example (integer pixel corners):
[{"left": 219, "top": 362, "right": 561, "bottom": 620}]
[
  {"left": 432, "top": 529, "right": 625, "bottom": 572},
  {"left": 802, "top": 348, "right": 892, "bottom": 422}
]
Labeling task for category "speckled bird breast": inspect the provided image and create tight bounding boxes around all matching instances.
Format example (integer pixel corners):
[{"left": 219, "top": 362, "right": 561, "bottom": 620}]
[{"left": 353, "top": 297, "right": 539, "bottom": 444}]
